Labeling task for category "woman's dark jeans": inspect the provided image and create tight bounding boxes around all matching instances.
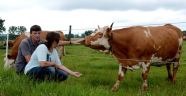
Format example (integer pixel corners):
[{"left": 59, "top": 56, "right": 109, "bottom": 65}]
[{"left": 26, "top": 67, "right": 68, "bottom": 82}]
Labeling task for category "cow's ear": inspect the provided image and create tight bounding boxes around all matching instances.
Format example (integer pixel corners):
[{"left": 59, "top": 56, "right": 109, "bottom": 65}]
[
  {"left": 98, "top": 25, "right": 100, "bottom": 29},
  {"left": 106, "top": 28, "right": 112, "bottom": 38},
  {"left": 106, "top": 22, "right": 114, "bottom": 38}
]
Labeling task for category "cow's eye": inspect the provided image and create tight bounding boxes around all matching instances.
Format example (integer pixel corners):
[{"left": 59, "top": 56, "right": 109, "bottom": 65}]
[{"left": 98, "top": 33, "right": 103, "bottom": 37}]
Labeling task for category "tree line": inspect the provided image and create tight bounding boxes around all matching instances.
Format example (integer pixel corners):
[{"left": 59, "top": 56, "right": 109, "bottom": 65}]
[
  {"left": 0, "top": 18, "right": 26, "bottom": 35},
  {"left": 0, "top": 17, "right": 93, "bottom": 39}
]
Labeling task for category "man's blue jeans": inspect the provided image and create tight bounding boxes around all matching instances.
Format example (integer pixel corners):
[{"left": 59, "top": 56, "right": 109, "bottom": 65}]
[{"left": 26, "top": 67, "right": 68, "bottom": 81}]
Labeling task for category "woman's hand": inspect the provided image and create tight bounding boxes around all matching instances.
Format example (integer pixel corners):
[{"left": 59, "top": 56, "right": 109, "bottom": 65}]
[
  {"left": 50, "top": 61, "right": 55, "bottom": 67},
  {"left": 72, "top": 72, "right": 82, "bottom": 77}
]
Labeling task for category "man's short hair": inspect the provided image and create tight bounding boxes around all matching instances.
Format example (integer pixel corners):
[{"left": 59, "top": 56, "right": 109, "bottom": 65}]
[{"left": 30, "top": 25, "right": 42, "bottom": 33}]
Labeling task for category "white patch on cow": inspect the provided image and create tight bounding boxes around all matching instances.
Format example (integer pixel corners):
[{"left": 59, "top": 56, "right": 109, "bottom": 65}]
[
  {"left": 118, "top": 64, "right": 124, "bottom": 77},
  {"left": 173, "top": 62, "right": 179, "bottom": 68},
  {"left": 99, "top": 49, "right": 109, "bottom": 53},
  {"left": 173, "top": 38, "right": 182, "bottom": 59},
  {"left": 141, "top": 62, "right": 150, "bottom": 73},
  {"left": 24, "top": 32, "right": 30, "bottom": 37},
  {"left": 91, "top": 37, "right": 110, "bottom": 49},
  {"left": 90, "top": 33, "right": 96, "bottom": 36},
  {"left": 174, "top": 52, "right": 180, "bottom": 59},
  {"left": 144, "top": 27, "right": 152, "bottom": 38},
  {"left": 153, "top": 44, "right": 161, "bottom": 51},
  {"left": 92, "top": 26, "right": 109, "bottom": 36},
  {"left": 143, "top": 80, "right": 148, "bottom": 88},
  {"left": 178, "top": 38, "right": 183, "bottom": 47},
  {"left": 126, "top": 65, "right": 140, "bottom": 71},
  {"left": 4, "top": 57, "right": 14, "bottom": 69},
  {"left": 97, "top": 26, "right": 109, "bottom": 33},
  {"left": 91, "top": 26, "right": 111, "bottom": 49},
  {"left": 124, "top": 62, "right": 143, "bottom": 71},
  {"left": 124, "top": 62, "right": 150, "bottom": 72},
  {"left": 150, "top": 55, "right": 162, "bottom": 63}
]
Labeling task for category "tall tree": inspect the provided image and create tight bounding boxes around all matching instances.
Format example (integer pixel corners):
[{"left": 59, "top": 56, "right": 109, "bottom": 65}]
[
  {"left": 0, "top": 18, "right": 6, "bottom": 34},
  {"left": 81, "top": 33, "right": 86, "bottom": 38},
  {"left": 84, "top": 30, "right": 93, "bottom": 36},
  {"left": 8, "top": 26, "right": 27, "bottom": 35},
  {"left": 8, "top": 26, "right": 17, "bottom": 34},
  {"left": 17, "top": 26, "right": 26, "bottom": 34}
]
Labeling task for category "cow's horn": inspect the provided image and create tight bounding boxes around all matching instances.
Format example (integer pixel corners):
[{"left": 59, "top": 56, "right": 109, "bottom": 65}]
[
  {"left": 110, "top": 22, "right": 114, "bottom": 29},
  {"left": 98, "top": 25, "right": 100, "bottom": 29}
]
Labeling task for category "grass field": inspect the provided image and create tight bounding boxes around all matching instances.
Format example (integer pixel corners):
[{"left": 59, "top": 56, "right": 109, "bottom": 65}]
[{"left": 0, "top": 41, "right": 186, "bottom": 96}]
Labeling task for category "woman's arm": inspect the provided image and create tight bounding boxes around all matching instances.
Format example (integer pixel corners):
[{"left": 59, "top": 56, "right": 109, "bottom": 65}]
[
  {"left": 39, "top": 61, "right": 55, "bottom": 67},
  {"left": 55, "top": 64, "right": 82, "bottom": 77},
  {"left": 39, "top": 61, "right": 82, "bottom": 77}
]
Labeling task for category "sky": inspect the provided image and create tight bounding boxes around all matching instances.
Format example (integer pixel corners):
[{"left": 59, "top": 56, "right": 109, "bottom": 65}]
[{"left": 0, "top": 0, "right": 186, "bottom": 34}]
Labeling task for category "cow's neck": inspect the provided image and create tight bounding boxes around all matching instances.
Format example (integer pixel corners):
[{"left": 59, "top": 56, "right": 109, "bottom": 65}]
[{"left": 107, "top": 32, "right": 113, "bottom": 53}]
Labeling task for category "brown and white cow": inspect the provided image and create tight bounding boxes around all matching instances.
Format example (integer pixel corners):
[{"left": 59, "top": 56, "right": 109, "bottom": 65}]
[
  {"left": 4, "top": 31, "right": 66, "bottom": 69},
  {"left": 86, "top": 23, "right": 183, "bottom": 91}
]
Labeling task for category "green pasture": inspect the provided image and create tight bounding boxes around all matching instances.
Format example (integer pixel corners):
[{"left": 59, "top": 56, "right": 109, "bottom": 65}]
[{"left": 0, "top": 41, "right": 186, "bottom": 96}]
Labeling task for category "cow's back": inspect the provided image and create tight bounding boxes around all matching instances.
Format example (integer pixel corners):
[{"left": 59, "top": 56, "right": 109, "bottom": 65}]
[{"left": 110, "top": 25, "right": 182, "bottom": 66}]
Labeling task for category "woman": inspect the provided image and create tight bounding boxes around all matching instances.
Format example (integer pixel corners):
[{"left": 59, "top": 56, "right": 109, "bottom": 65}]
[{"left": 24, "top": 32, "right": 82, "bottom": 81}]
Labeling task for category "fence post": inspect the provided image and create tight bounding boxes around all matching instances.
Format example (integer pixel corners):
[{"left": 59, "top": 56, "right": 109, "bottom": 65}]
[
  {"left": 68, "top": 25, "right": 72, "bottom": 44},
  {"left": 4, "top": 30, "right": 10, "bottom": 69}
]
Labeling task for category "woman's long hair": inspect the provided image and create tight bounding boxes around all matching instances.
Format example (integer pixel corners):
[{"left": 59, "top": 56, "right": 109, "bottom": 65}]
[{"left": 45, "top": 32, "right": 60, "bottom": 49}]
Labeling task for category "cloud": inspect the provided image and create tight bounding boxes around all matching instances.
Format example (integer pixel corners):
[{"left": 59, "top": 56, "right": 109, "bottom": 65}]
[
  {"left": 0, "top": 0, "right": 186, "bottom": 11},
  {"left": 0, "top": 0, "right": 186, "bottom": 34},
  {"left": 47, "top": 0, "right": 186, "bottom": 11}
]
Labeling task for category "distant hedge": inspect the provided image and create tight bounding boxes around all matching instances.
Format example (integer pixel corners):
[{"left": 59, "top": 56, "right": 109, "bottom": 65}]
[{"left": 0, "top": 34, "right": 18, "bottom": 41}]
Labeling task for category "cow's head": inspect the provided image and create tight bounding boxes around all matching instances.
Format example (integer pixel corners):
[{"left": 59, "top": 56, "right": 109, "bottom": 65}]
[
  {"left": 90, "top": 23, "right": 113, "bottom": 50},
  {"left": 81, "top": 35, "right": 107, "bottom": 51}
]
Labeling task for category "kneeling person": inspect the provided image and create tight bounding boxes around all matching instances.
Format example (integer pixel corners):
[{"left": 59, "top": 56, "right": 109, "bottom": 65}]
[{"left": 24, "top": 32, "right": 82, "bottom": 81}]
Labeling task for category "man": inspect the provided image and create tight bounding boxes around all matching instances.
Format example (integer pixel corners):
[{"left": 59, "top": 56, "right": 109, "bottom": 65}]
[{"left": 15, "top": 25, "right": 42, "bottom": 74}]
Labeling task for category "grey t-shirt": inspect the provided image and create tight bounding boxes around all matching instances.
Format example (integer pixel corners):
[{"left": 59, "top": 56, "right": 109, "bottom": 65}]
[{"left": 15, "top": 37, "right": 39, "bottom": 74}]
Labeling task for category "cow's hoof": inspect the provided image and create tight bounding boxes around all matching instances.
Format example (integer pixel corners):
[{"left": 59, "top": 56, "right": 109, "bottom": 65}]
[
  {"left": 111, "top": 84, "right": 119, "bottom": 92},
  {"left": 111, "top": 86, "right": 118, "bottom": 92},
  {"left": 166, "top": 76, "right": 173, "bottom": 81},
  {"left": 142, "top": 84, "right": 148, "bottom": 91}
]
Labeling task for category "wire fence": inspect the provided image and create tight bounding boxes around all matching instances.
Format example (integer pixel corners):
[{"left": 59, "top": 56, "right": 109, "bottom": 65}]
[
  {"left": 65, "top": 54, "right": 186, "bottom": 65},
  {"left": 0, "top": 34, "right": 18, "bottom": 48},
  {"left": 60, "top": 21, "right": 186, "bottom": 32},
  {"left": 1, "top": 21, "right": 186, "bottom": 64}
]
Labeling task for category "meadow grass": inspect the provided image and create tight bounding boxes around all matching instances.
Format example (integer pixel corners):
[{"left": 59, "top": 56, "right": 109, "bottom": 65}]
[{"left": 0, "top": 41, "right": 186, "bottom": 96}]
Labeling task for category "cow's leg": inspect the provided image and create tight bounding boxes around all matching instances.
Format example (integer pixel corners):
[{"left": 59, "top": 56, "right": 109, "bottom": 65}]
[
  {"left": 172, "top": 61, "right": 179, "bottom": 83},
  {"left": 141, "top": 62, "right": 150, "bottom": 91},
  {"left": 166, "top": 64, "right": 173, "bottom": 81},
  {"left": 56, "top": 46, "right": 64, "bottom": 59},
  {"left": 112, "top": 64, "right": 127, "bottom": 92},
  {"left": 172, "top": 43, "right": 182, "bottom": 83},
  {"left": 62, "top": 46, "right": 65, "bottom": 56}
]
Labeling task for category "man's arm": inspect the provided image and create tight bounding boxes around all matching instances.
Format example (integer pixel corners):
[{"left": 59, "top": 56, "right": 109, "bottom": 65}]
[
  {"left": 24, "top": 55, "right": 31, "bottom": 63},
  {"left": 20, "top": 39, "right": 32, "bottom": 63}
]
